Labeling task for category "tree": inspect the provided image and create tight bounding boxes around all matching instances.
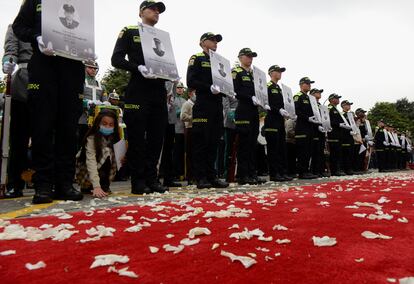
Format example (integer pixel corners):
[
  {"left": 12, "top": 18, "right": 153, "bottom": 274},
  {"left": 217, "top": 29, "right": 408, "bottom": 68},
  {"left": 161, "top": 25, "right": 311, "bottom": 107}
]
[
  {"left": 101, "top": 68, "right": 130, "bottom": 99},
  {"left": 368, "top": 101, "right": 414, "bottom": 134},
  {"left": 395, "top": 97, "right": 414, "bottom": 121}
]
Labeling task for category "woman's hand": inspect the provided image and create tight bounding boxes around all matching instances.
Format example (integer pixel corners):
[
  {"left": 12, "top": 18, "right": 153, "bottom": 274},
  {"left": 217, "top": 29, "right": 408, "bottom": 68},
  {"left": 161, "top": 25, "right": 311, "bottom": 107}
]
[{"left": 93, "top": 187, "right": 108, "bottom": 198}]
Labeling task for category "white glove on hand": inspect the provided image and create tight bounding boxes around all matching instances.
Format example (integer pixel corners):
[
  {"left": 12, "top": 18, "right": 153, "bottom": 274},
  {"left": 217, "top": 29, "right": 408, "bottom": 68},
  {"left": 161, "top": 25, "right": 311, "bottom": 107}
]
[
  {"left": 318, "top": 126, "right": 325, "bottom": 133},
  {"left": 350, "top": 131, "right": 356, "bottom": 136},
  {"left": 308, "top": 116, "right": 321, "bottom": 124},
  {"left": 251, "top": 96, "right": 260, "bottom": 106},
  {"left": 210, "top": 84, "right": 221, "bottom": 95},
  {"left": 138, "top": 65, "right": 157, "bottom": 79},
  {"left": 36, "top": 36, "right": 55, "bottom": 56},
  {"left": 368, "top": 141, "right": 374, "bottom": 146},
  {"left": 279, "top": 108, "right": 289, "bottom": 117},
  {"left": 264, "top": 104, "right": 271, "bottom": 111},
  {"left": 340, "top": 122, "right": 352, "bottom": 130},
  {"left": 2, "top": 61, "right": 16, "bottom": 74},
  {"left": 383, "top": 141, "right": 389, "bottom": 146}
]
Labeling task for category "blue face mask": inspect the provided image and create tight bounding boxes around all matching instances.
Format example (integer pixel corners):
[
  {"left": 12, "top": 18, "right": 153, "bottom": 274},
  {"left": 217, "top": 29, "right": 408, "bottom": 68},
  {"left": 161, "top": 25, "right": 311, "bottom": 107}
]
[{"left": 99, "top": 126, "right": 114, "bottom": 136}]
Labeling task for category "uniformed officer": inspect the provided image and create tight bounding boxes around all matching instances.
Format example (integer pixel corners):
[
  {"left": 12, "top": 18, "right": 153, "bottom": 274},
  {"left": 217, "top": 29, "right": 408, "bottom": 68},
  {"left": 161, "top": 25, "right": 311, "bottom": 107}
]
[
  {"left": 354, "top": 108, "right": 369, "bottom": 173},
  {"left": 374, "top": 119, "right": 387, "bottom": 172},
  {"left": 309, "top": 88, "right": 328, "bottom": 177},
  {"left": 2, "top": 24, "right": 33, "bottom": 198},
  {"left": 13, "top": 0, "right": 84, "bottom": 204},
  {"left": 78, "top": 60, "right": 107, "bottom": 148},
  {"left": 186, "top": 32, "right": 229, "bottom": 189},
  {"left": 111, "top": 0, "right": 170, "bottom": 194},
  {"left": 294, "top": 77, "right": 319, "bottom": 179},
  {"left": 327, "top": 94, "right": 347, "bottom": 176},
  {"left": 340, "top": 100, "right": 355, "bottom": 175},
  {"left": 232, "top": 48, "right": 261, "bottom": 185},
  {"left": 265, "top": 65, "right": 292, "bottom": 182}
]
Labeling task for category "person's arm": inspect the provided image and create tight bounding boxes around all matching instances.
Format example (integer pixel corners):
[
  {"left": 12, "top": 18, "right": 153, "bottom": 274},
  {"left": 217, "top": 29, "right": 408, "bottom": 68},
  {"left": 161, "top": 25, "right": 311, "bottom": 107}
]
[
  {"left": 233, "top": 70, "right": 251, "bottom": 102},
  {"left": 180, "top": 103, "right": 192, "bottom": 122},
  {"left": 186, "top": 55, "right": 211, "bottom": 93},
  {"left": 111, "top": 28, "right": 139, "bottom": 73},
  {"left": 3, "top": 25, "right": 19, "bottom": 64},
  {"left": 12, "top": 0, "right": 38, "bottom": 44},
  {"left": 85, "top": 136, "right": 101, "bottom": 189},
  {"left": 294, "top": 95, "right": 307, "bottom": 121}
]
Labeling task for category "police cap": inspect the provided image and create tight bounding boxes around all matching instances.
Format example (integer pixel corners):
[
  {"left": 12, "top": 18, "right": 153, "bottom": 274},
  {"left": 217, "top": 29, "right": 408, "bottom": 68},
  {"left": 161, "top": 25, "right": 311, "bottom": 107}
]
[
  {"left": 268, "top": 65, "right": 286, "bottom": 74},
  {"left": 328, "top": 93, "right": 342, "bottom": 100},
  {"left": 238, "top": 48, "right": 257, "bottom": 58},
  {"left": 200, "top": 32, "right": 223, "bottom": 43},
  {"left": 140, "top": 0, "right": 166, "bottom": 13},
  {"left": 63, "top": 4, "right": 75, "bottom": 13},
  {"left": 299, "top": 77, "right": 315, "bottom": 85}
]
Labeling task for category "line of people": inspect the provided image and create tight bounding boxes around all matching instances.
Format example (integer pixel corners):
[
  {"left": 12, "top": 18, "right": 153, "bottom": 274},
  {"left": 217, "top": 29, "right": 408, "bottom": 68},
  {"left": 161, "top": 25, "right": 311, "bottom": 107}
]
[{"left": 3, "top": 0, "right": 413, "bottom": 204}]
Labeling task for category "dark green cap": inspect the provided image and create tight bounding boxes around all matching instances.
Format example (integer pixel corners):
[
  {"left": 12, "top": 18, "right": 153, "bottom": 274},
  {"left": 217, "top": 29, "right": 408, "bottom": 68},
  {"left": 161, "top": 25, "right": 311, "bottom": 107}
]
[
  {"left": 341, "top": 100, "right": 353, "bottom": 106},
  {"left": 238, "top": 48, "right": 257, "bottom": 57},
  {"left": 200, "top": 32, "right": 222, "bottom": 43},
  {"left": 176, "top": 82, "right": 185, "bottom": 88},
  {"left": 268, "top": 65, "right": 286, "bottom": 74},
  {"left": 310, "top": 88, "right": 324, "bottom": 95},
  {"left": 299, "top": 77, "right": 315, "bottom": 85},
  {"left": 328, "top": 93, "right": 342, "bottom": 100},
  {"left": 355, "top": 108, "right": 366, "bottom": 114},
  {"left": 140, "top": 1, "right": 166, "bottom": 13}
]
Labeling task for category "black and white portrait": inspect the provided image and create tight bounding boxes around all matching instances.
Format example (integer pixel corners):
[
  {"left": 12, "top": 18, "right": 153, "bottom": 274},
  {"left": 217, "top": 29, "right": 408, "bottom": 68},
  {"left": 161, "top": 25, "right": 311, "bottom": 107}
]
[{"left": 59, "top": 4, "right": 79, "bottom": 30}]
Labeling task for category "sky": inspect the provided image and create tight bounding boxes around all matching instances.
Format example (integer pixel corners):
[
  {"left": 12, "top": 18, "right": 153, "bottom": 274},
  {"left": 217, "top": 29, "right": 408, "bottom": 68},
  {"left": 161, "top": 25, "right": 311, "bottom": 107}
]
[{"left": 1, "top": 0, "right": 414, "bottom": 111}]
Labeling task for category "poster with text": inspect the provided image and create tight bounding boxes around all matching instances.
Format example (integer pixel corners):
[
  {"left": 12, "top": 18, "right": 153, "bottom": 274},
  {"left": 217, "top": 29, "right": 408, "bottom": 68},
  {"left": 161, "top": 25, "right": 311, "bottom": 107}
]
[{"left": 209, "top": 50, "right": 235, "bottom": 97}]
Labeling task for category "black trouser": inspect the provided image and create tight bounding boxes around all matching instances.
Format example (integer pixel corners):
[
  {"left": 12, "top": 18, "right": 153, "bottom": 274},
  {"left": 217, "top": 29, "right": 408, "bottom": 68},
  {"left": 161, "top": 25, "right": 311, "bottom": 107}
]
[
  {"left": 173, "top": 133, "right": 185, "bottom": 178},
  {"left": 295, "top": 125, "right": 312, "bottom": 175},
  {"left": 7, "top": 99, "right": 30, "bottom": 190},
  {"left": 286, "top": 142, "right": 296, "bottom": 176},
  {"left": 256, "top": 144, "right": 268, "bottom": 176},
  {"left": 376, "top": 148, "right": 386, "bottom": 171},
  {"left": 160, "top": 124, "right": 175, "bottom": 182},
  {"left": 28, "top": 53, "right": 84, "bottom": 189},
  {"left": 235, "top": 103, "right": 259, "bottom": 179},
  {"left": 184, "top": 128, "right": 193, "bottom": 181},
  {"left": 328, "top": 137, "right": 342, "bottom": 174},
  {"left": 223, "top": 128, "right": 236, "bottom": 180},
  {"left": 353, "top": 144, "right": 366, "bottom": 172},
  {"left": 265, "top": 127, "right": 287, "bottom": 177},
  {"left": 77, "top": 124, "right": 89, "bottom": 150},
  {"left": 124, "top": 102, "right": 167, "bottom": 186},
  {"left": 192, "top": 100, "right": 223, "bottom": 181},
  {"left": 311, "top": 135, "right": 323, "bottom": 175}
]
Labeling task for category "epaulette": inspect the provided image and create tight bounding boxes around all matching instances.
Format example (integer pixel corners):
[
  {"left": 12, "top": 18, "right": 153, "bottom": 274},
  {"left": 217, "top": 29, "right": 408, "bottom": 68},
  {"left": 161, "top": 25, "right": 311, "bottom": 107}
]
[
  {"left": 232, "top": 67, "right": 243, "bottom": 73},
  {"left": 267, "top": 81, "right": 273, "bottom": 87},
  {"left": 126, "top": 25, "right": 139, "bottom": 29},
  {"left": 195, "top": 52, "right": 205, "bottom": 57}
]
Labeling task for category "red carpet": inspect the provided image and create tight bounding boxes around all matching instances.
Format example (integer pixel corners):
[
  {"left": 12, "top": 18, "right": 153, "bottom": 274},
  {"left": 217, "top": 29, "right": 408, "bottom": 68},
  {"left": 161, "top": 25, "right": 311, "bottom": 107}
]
[{"left": 1, "top": 174, "right": 414, "bottom": 284}]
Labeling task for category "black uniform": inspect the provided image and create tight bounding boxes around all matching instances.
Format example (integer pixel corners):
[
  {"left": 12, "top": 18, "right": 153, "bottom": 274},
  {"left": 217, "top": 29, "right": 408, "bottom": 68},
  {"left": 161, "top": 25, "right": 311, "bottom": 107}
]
[
  {"left": 186, "top": 51, "right": 225, "bottom": 186},
  {"left": 327, "top": 104, "right": 344, "bottom": 175},
  {"left": 232, "top": 66, "right": 259, "bottom": 181},
  {"left": 374, "top": 126, "right": 386, "bottom": 172},
  {"left": 310, "top": 103, "right": 326, "bottom": 176},
  {"left": 294, "top": 91, "right": 314, "bottom": 176},
  {"left": 112, "top": 25, "right": 168, "bottom": 193},
  {"left": 341, "top": 111, "right": 354, "bottom": 174},
  {"left": 265, "top": 81, "right": 287, "bottom": 179},
  {"left": 13, "top": 0, "right": 84, "bottom": 203}
]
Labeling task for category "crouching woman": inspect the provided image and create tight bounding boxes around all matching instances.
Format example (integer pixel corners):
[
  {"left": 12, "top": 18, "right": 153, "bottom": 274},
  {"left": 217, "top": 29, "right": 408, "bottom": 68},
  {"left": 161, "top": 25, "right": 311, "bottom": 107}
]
[{"left": 76, "top": 110, "right": 121, "bottom": 198}]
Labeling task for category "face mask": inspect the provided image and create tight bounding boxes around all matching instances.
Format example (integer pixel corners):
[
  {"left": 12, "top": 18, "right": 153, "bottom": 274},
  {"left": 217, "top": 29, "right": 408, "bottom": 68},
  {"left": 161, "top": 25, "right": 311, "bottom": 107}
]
[
  {"left": 99, "top": 126, "right": 114, "bottom": 136},
  {"left": 191, "top": 95, "right": 196, "bottom": 102}
]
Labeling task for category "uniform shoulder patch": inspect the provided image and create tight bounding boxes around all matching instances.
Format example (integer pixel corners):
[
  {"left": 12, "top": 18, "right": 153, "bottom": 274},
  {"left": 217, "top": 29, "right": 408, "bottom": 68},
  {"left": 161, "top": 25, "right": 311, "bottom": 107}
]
[
  {"left": 196, "top": 52, "right": 205, "bottom": 57},
  {"left": 188, "top": 55, "right": 197, "bottom": 66},
  {"left": 127, "top": 25, "right": 139, "bottom": 30},
  {"left": 231, "top": 70, "right": 238, "bottom": 80},
  {"left": 267, "top": 81, "right": 273, "bottom": 87}
]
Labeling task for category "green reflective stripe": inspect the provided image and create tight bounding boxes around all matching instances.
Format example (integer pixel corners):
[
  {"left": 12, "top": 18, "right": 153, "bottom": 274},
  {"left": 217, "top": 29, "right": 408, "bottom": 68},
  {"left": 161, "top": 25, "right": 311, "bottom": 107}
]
[
  {"left": 295, "top": 135, "right": 307, "bottom": 139},
  {"left": 235, "top": 120, "right": 250, "bottom": 125},
  {"left": 313, "top": 138, "right": 320, "bottom": 141},
  {"left": 342, "top": 144, "right": 351, "bottom": 147},
  {"left": 327, "top": 139, "right": 339, "bottom": 143},
  {"left": 124, "top": 104, "right": 140, "bottom": 110},
  {"left": 265, "top": 128, "right": 278, "bottom": 132},
  {"left": 376, "top": 149, "right": 384, "bottom": 152},
  {"left": 193, "top": 118, "right": 208, "bottom": 123}
]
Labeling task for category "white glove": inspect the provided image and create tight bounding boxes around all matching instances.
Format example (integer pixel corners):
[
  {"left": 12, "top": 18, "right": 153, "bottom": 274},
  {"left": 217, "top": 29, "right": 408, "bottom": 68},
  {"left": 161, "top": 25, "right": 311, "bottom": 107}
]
[
  {"left": 138, "top": 65, "right": 157, "bottom": 79},
  {"left": 340, "top": 122, "right": 352, "bottom": 130},
  {"left": 171, "top": 76, "right": 181, "bottom": 84},
  {"left": 291, "top": 115, "right": 297, "bottom": 122},
  {"left": 210, "top": 84, "right": 221, "bottom": 95},
  {"left": 327, "top": 127, "right": 333, "bottom": 132},
  {"left": 368, "top": 141, "right": 374, "bottom": 146},
  {"left": 308, "top": 116, "right": 321, "bottom": 124},
  {"left": 383, "top": 141, "right": 389, "bottom": 146},
  {"left": 36, "top": 36, "right": 55, "bottom": 56},
  {"left": 279, "top": 108, "right": 289, "bottom": 118},
  {"left": 2, "top": 61, "right": 16, "bottom": 74},
  {"left": 264, "top": 104, "right": 271, "bottom": 111},
  {"left": 251, "top": 96, "right": 260, "bottom": 106},
  {"left": 318, "top": 126, "right": 325, "bottom": 133},
  {"left": 350, "top": 131, "right": 356, "bottom": 136}
]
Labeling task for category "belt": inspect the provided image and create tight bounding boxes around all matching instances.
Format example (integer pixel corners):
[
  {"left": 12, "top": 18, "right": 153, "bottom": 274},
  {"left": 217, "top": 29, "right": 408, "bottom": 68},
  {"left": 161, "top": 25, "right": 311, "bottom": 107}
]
[{"left": 18, "top": 63, "right": 28, "bottom": 69}]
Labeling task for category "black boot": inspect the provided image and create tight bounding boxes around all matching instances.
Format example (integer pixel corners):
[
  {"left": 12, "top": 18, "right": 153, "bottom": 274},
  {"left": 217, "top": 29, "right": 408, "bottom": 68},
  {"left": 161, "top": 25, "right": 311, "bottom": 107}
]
[
  {"left": 270, "top": 174, "right": 287, "bottom": 182},
  {"left": 54, "top": 183, "right": 83, "bottom": 201},
  {"left": 209, "top": 179, "right": 229, "bottom": 188},
  {"left": 148, "top": 181, "right": 168, "bottom": 193},
  {"left": 131, "top": 179, "right": 152, "bottom": 195},
  {"left": 32, "top": 184, "right": 54, "bottom": 204},
  {"left": 163, "top": 180, "right": 181, "bottom": 187},
  {"left": 196, "top": 179, "right": 212, "bottom": 189},
  {"left": 237, "top": 176, "right": 256, "bottom": 185},
  {"left": 251, "top": 176, "right": 266, "bottom": 184}
]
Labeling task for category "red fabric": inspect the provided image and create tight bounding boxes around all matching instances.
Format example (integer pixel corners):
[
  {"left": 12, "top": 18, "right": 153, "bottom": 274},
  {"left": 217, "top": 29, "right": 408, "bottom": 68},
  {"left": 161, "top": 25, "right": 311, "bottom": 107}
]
[{"left": 1, "top": 175, "right": 414, "bottom": 284}]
